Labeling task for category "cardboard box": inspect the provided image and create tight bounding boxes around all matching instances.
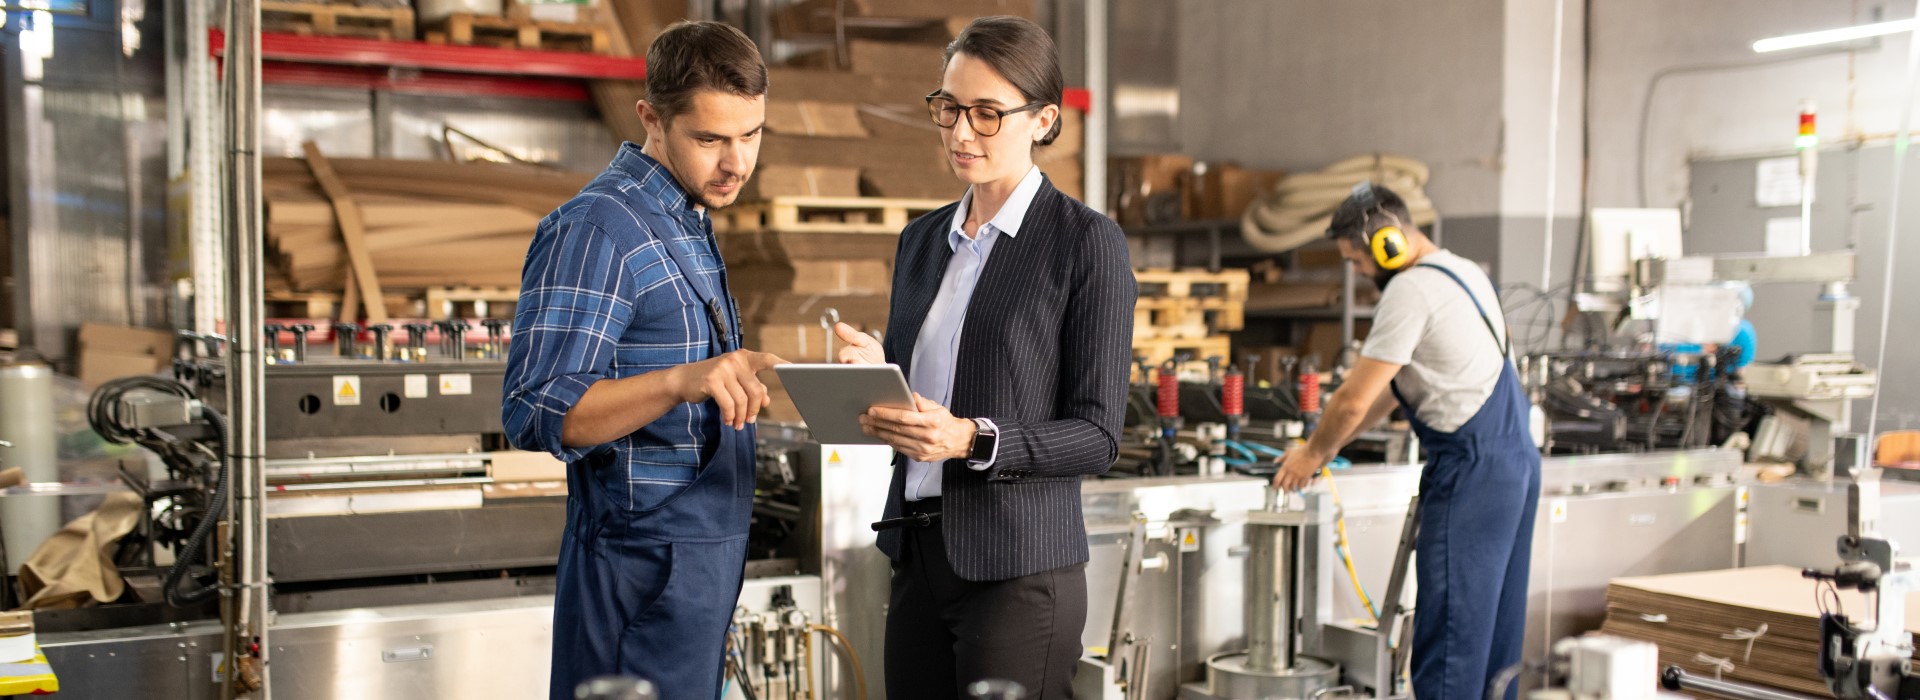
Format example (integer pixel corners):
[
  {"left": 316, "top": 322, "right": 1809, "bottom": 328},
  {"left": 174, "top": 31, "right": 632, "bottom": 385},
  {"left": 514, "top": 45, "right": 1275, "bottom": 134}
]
[
  {"left": 836, "top": 0, "right": 1032, "bottom": 19},
  {"left": 78, "top": 350, "right": 167, "bottom": 387},
  {"left": 765, "top": 101, "right": 869, "bottom": 138},
  {"left": 760, "top": 133, "right": 945, "bottom": 171},
  {"left": 766, "top": 69, "right": 929, "bottom": 107},
  {"left": 735, "top": 291, "right": 890, "bottom": 326},
  {"left": 1246, "top": 283, "right": 1344, "bottom": 311},
  {"left": 744, "top": 165, "right": 863, "bottom": 199},
  {"left": 848, "top": 40, "right": 948, "bottom": 79},
  {"left": 1110, "top": 154, "right": 1195, "bottom": 226},
  {"left": 78, "top": 323, "right": 175, "bottom": 359},
  {"left": 1237, "top": 344, "right": 1299, "bottom": 387},
  {"left": 1213, "top": 164, "right": 1286, "bottom": 220},
  {"left": 731, "top": 260, "right": 893, "bottom": 295},
  {"left": 490, "top": 450, "right": 567, "bottom": 482},
  {"left": 1300, "top": 321, "right": 1371, "bottom": 367},
  {"left": 861, "top": 163, "right": 960, "bottom": 200},
  {"left": 746, "top": 322, "right": 884, "bottom": 363},
  {"left": 719, "top": 230, "right": 901, "bottom": 265}
]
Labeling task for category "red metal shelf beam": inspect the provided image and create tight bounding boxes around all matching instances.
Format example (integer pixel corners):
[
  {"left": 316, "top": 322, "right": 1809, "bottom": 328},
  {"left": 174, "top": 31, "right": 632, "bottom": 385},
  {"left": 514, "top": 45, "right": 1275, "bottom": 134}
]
[{"left": 212, "top": 29, "right": 647, "bottom": 81}]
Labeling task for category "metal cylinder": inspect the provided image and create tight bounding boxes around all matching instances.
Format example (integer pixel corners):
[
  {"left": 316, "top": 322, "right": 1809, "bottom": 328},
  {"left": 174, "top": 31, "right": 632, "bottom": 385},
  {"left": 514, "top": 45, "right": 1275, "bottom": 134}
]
[
  {"left": 1245, "top": 517, "right": 1298, "bottom": 672},
  {"left": 0, "top": 356, "right": 59, "bottom": 572}
]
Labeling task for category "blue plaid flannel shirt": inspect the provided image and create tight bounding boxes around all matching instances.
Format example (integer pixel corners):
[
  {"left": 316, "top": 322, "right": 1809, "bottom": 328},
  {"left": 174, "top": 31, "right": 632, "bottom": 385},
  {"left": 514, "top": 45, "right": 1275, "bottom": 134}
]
[{"left": 503, "top": 144, "right": 736, "bottom": 510}]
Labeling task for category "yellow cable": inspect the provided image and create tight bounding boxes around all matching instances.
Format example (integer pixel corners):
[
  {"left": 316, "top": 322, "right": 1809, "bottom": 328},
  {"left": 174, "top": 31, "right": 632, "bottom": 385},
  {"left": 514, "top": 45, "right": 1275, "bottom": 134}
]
[
  {"left": 807, "top": 624, "right": 867, "bottom": 700},
  {"left": 1320, "top": 464, "right": 1381, "bottom": 625}
]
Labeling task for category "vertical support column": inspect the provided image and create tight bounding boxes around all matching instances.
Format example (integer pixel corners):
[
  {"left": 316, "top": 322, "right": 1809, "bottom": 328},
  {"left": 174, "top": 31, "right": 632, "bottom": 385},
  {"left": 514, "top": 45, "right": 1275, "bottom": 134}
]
[
  {"left": 223, "top": 0, "right": 270, "bottom": 695},
  {"left": 189, "top": 0, "right": 225, "bottom": 336},
  {"left": 1083, "top": 0, "right": 1107, "bottom": 215}
]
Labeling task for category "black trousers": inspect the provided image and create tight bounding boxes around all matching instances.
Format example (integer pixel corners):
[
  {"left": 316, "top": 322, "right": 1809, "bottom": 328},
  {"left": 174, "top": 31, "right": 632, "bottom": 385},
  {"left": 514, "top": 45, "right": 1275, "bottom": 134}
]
[{"left": 884, "top": 498, "right": 1088, "bottom": 699}]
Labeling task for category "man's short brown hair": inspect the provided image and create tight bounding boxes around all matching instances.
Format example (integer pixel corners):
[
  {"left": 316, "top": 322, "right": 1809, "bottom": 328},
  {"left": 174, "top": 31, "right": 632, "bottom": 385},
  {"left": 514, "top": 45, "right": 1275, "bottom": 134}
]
[{"left": 645, "top": 21, "right": 767, "bottom": 123}]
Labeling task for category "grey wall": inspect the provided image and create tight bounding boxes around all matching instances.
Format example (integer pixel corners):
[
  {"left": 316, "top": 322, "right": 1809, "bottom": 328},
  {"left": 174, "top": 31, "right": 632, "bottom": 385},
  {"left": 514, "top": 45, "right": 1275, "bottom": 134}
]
[
  {"left": 1175, "top": 0, "right": 1505, "bottom": 217},
  {"left": 1588, "top": 1, "right": 1914, "bottom": 209}
]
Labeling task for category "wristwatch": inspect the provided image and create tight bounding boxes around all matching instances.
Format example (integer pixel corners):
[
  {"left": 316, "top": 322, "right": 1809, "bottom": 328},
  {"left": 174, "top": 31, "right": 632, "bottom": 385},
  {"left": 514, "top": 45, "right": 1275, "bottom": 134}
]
[{"left": 967, "top": 418, "right": 999, "bottom": 465}]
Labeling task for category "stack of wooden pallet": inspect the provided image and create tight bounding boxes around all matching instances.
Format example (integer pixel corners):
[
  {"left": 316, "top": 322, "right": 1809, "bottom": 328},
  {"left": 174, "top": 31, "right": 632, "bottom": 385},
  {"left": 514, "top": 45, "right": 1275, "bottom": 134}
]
[
  {"left": 262, "top": 145, "right": 590, "bottom": 321},
  {"left": 1599, "top": 566, "right": 1920, "bottom": 698},
  {"left": 1131, "top": 268, "right": 1250, "bottom": 370},
  {"left": 261, "top": 0, "right": 416, "bottom": 40},
  {"left": 424, "top": 0, "right": 611, "bottom": 52}
]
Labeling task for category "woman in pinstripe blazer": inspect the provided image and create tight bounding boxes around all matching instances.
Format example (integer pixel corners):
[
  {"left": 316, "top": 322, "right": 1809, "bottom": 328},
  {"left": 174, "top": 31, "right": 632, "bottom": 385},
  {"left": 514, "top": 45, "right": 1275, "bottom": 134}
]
[{"left": 831, "top": 15, "right": 1136, "bottom": 699}]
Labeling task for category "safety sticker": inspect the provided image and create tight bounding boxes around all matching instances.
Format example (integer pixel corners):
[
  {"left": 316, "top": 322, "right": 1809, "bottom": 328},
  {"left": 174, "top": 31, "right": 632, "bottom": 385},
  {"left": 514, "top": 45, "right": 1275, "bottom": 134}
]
[
  {"left": 404, "top": 374, "right": 429, "bottom": 399},
  {"left": 333, "top": 375, "right": 362, "bottom": 406},
  {"left": 1549, "top": 498, "right": 1568, "bottom": 524},
  {"left": 439, "top": 373, "right": 472, "bottom": 396}
]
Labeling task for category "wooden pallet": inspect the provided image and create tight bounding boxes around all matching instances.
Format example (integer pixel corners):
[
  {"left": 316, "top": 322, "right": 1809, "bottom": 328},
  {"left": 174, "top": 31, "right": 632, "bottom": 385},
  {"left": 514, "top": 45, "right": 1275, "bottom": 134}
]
[
  {"left": 1134, "top": 268, "right": 1251, "bottom": 301},
  {"left": 424, "top": 286, "right": 521, "bottom": 319},
  {"left": 1133, "top": 297, "right": 1245, "bottom": 335},
  {"left": 425, "top": 13, "right": 609, "bottom": 53},
  {"left": 261, "top": 1, "right": 416, "bottom": 40},
  {"left": 1131, "top": 335, "right": 1232, "bottom": 371},
  {"left": 720, "top": 196, "right": 950, "bottom": 234},
  {"left": 265, "top": 291, "right": 414, "bottom": 320}
]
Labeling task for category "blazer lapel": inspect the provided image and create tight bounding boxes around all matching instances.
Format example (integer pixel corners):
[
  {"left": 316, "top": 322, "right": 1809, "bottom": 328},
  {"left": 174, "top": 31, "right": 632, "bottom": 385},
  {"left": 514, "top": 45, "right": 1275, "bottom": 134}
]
[{"left": 889, "top": 222, "right": 954, "bottom": 380}]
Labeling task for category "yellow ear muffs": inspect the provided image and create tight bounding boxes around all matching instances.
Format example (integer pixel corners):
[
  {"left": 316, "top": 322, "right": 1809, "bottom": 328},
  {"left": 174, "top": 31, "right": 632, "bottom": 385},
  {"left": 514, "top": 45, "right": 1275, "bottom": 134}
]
[{"left": 1371, "top": 226, "right": 1411, "bottom": 270}]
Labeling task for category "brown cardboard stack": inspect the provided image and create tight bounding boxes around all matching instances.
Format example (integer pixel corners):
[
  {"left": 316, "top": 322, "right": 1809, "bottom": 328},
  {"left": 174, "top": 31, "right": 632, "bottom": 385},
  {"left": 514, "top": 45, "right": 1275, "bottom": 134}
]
[
  {"left": 752, "top": 0, "right": 1085, "bottom": 203},
  {"left": 1111, "top": 155, "right": 1286, "bottom": 226},
  {"left": 261, "top": 157, "right": 591, "bottom": 292},
  {"left": 1600, "top": 566, "right": 1920, "bottom": 698},
  {"left": 77, "top": 323, "right": 175, "bottom": 387}
]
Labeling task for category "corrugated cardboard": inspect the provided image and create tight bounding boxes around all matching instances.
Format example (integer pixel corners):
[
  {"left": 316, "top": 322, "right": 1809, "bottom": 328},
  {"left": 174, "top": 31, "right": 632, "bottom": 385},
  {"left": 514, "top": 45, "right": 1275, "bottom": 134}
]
[
  {"left": 744, "top": 165, "right": 863, "bottom": 199},
  {"left": 718, "top": 231, "right": 900, "bottom": 264},
  {"left": 490, "top": 450, "right": 567, "bottom": 482},
  {"left": 765, "top": 101, "right": 870, "bottom": 138},
  {"left": 735, "top": 291, "right": 890, "bottom": 326},
  {"left": 78, "top": 323, "right": 174, "bottom": 359},
  {"left": 766, "top": 69, "right": 929, "bottom": 107},
  {"left": 861, "top": 162, "right": 958, "bottom": 200},
  {"left": 78, "top": 351, "right": 167, "bottom": 388},
  {"left": 848, "top": 40, "right": 947, "bottom": 79},
  {"left": 1301, "top": 321, "right": 1369, "bottom": 367},
  {"left": 1213, "top": 164, "right": 1286, "bottom": 220},
  {"left": 731, "top": 260, "right": 893, "bottom": 295}
]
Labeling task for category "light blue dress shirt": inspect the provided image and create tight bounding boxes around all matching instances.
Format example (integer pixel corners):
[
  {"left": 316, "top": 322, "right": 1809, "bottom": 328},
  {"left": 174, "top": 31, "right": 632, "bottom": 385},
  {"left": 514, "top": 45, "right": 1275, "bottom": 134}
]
[{"left": 903, "top": 166, "right": 1045, "bottom": 501}]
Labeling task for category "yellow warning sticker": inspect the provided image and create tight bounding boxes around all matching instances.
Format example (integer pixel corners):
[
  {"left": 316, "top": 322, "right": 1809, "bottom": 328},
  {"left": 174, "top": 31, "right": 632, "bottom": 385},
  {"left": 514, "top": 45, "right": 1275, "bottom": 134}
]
[
  {"left": 828, "top": 449, "right": 842, "bottom": 466},
  {"left": 1549, "top": 498, "right": 1568, "bottom": 524},
  {"left": 332, "top": 375, "right": 362, "bottom": 406},
  {"left": 1179, "top": 529, "right": 1200, "bottom": 553}
]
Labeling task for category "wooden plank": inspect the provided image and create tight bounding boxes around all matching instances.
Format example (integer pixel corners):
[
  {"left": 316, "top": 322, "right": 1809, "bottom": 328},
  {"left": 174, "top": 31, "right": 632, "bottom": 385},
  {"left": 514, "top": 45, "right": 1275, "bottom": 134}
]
[
  {"left": 726, "top": 196, "right": 950, "bottom": 234},
  {"left": 260, "top": 1, "right": 415, "bottom": 40},
  {"left": 302, "top": 141, "right": 389, "bottom": 324}
]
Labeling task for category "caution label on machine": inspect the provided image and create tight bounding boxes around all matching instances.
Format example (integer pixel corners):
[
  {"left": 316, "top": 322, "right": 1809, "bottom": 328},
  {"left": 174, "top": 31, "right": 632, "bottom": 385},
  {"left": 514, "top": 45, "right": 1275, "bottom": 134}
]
[{"left": 332, "top": 375, "right": 362, "bottom": 406}]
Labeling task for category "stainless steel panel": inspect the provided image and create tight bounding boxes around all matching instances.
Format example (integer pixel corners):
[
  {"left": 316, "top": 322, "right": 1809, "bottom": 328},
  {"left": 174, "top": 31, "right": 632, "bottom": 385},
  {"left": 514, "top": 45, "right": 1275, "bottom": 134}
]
[
  {"left": 267, "top": 500, "right": 564, "bottom": 582},
  {"left": 1745, "top": 479, "right": 1920, "bottom": 569},
  {"left": 1524, "top": 487, "right": 1740, "bottom": 682},
  {"left": 260, "top": 86, "right": 376, "bottom": 158},
  {"left": 1107, "top": 0, "right": 1180, "bottom": 153},
  {"left": 43, "top": 577, "right": 823, "bottom": 699},
  {"left": 810, "top": 443, "right": 895, "bottom": 700},
  {"left": 1083, "top": 526, "right": 1185, "bottom": 700}
]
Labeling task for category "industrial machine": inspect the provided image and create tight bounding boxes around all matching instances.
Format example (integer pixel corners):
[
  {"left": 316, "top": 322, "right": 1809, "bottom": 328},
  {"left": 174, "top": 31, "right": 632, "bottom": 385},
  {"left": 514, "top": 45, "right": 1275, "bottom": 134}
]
[
  {"left": 1523, "top": 347, "right": 1738, "bottom": 455},
  {"left": 1182, "top": 490, "right": 1342, "bottom": 700},
  {"left": 33, "top": 321, "right": 842, "bottom": 699}
]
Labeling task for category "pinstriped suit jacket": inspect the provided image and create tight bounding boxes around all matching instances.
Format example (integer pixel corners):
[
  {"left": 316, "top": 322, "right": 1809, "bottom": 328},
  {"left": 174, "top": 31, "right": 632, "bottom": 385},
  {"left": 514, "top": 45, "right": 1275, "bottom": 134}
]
[{"left": 875, "top": 176, "right": 1137, "bottom": 582}]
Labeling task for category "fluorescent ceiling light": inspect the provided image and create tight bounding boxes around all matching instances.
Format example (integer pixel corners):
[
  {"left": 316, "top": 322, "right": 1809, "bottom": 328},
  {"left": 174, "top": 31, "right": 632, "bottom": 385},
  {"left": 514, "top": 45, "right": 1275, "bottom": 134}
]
[{"left": 1754, "top": 18, "right": 1914, "bottom": 53}]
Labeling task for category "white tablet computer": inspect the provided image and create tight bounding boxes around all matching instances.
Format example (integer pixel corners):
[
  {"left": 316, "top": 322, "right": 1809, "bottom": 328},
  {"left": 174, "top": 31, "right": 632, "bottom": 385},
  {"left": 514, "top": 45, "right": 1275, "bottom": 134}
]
[{"left": 773, "top": 364, "right": 918, "bottom": 445}]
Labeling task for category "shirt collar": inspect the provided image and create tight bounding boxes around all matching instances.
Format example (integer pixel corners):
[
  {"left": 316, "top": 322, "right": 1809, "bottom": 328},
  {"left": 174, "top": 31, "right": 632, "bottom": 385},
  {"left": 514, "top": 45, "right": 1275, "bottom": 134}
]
[
  {"left": 947, "top": 165, "right": 1044, "bottom": 250},
  {"left": 612, "top": 143, "right": 703, "bottom": 222}
]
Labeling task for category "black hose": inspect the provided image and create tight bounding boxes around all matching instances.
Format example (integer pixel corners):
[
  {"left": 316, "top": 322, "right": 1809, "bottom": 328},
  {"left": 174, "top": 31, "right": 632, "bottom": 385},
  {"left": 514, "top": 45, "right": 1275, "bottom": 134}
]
[{"left": 163, "top": 406, "right": 229, "bottom": 608}]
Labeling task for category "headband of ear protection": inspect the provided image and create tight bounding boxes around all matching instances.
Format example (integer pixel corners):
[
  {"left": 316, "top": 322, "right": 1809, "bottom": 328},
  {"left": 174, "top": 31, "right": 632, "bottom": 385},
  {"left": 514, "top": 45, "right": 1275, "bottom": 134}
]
[{"left": 1348, "top": 181, "right": 1412, "bottom": 271}]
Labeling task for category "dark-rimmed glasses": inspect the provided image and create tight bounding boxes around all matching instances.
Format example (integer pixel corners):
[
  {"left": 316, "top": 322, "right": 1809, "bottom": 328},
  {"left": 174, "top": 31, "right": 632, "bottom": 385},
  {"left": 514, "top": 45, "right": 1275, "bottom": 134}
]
[{"left": 926, "top": 91, "right": 1046, "bottom": 137}]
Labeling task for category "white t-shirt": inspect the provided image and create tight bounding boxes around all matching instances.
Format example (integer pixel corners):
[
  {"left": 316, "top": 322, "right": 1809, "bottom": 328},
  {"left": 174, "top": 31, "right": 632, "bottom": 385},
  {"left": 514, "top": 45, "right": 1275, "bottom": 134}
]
[{"left": 1360, "top": 250, "right": 1508, "bottom": 432}]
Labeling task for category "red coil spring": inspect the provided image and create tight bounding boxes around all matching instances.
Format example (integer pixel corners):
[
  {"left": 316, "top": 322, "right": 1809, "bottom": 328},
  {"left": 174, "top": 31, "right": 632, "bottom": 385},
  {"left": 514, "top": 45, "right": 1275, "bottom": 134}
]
[
  {"left": 1156, "top": 368, "right": 1180, "bottom": 418},
  {"left": 1299, "top": 372, "right": 1321, "bottom": 414},
  {"left": 1222, "top": 372, "right": 1245, "bottom": 417}
]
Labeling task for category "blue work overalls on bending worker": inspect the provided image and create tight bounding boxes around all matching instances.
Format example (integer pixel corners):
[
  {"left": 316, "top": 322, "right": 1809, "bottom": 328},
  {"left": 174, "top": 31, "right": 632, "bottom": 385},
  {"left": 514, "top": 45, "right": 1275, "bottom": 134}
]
[
  {"left": 547, "top": 205, "right": 755, "bottom": 700},
  {"left": 1388, "top": 264, "right": 1542, "bottom": 700}
]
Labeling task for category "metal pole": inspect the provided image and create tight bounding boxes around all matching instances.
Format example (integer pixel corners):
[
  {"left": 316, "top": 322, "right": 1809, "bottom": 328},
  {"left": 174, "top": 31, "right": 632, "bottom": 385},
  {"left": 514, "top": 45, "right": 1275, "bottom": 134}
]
[
  {"left": 189, "top": 0, "right": 225, "bottom": 335},
  {"left": 1244, "top": 518, "right": 1297, "bottom": 673},
  {"left": 223, "top": 0, "right": 269, "bottom": 694},
  {"left": 1083, "top": 0, "right": 1108, "bottom": 215}
]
